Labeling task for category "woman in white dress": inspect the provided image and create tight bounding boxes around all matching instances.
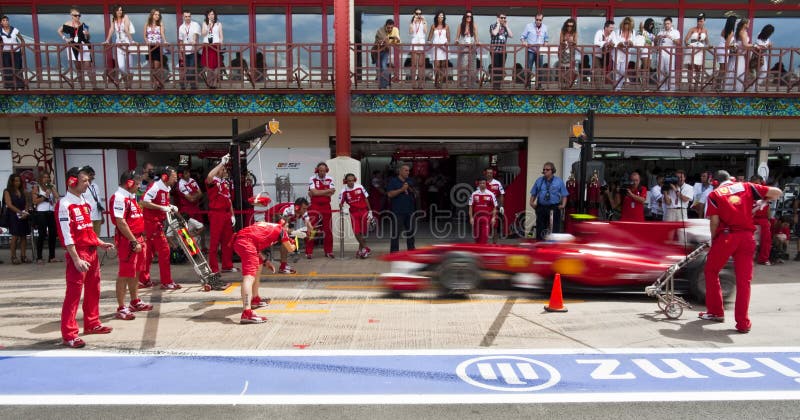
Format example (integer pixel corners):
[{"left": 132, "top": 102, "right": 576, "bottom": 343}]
[
  {"left": 103, "top": 5, "right": 135, "bottom": 88},
  {"left": 715, "top": 16, "right": 736, "bottom": 91},
  {"left": 456, "top": 11, "right": 479, "bottom": 88},
  {"left": 427, "top": 10, "right": 450, "bottom": 88},
  {"left": 684, "top": 13, "right": 708, "bottom": 91},
  {"left": 728, "top": 18, "right": 750, "bottom": 92},
  {"left": 408, "top": 8, "right": 427, "bottom": 89},
  {"left": 614, "top": 17, "right": 634, "bottom": 91},
  {"left": 748, "top": 24, "right": 774, "bottom": 92},
  {"left": 57, "top": 8, "right": 95, "bottom": 89}
]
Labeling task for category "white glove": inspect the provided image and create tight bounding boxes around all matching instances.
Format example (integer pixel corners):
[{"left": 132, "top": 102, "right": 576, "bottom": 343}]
[
  {"left": 291, "top": 228, "right": 308, "bottom": 239},
  {"left": 220, "top": 154, "right": 230, "bottom": 165},
  {"left": 170, "top": 205, "right": 179, "bottom": 213},
  {"left": 367, "top": 212, "right": 374, "bottom": 222},
  {"left": 498, "top": 207, "right": 504, "bottom": 215},
  {"left": 231, "top": 215, "right": 236, "bottom": 227},
  {"left": 160, "top": 205, "right": 173, "bottom": 213}
]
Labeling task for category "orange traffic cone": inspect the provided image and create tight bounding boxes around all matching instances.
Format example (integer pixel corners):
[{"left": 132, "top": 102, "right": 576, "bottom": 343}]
[{"left": 544, "top": 273, "right": 568, "bottom": 313}]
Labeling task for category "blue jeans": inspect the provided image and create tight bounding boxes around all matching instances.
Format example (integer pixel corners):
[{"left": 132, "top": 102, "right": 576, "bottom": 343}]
[
  {"left": 378, "top": 51, "right": 391, "bottom": 88},
  {"left": 2, "top": 51, "right": 24, "bottom": 89},
  {"left": 183, "top": 52, "right": 198, "bottom": 88},
  {"left": 525, "top": 50, "right": 539, "bottom": 86}
]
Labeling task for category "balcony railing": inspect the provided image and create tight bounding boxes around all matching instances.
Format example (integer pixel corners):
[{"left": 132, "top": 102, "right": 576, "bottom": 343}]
[{"left": 1, "top": 42, "right": 799, "bottom": 94}]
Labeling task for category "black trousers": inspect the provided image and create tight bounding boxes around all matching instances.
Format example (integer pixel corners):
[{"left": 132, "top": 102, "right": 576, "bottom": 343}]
[
  {"left": 389, "top": 211, "right": 416, "bottom": 253},
  {"left": 535, "top": 205, "right": 561, "bottom": 240},
  {"left": 33, "top": 210, "right": 57, "bottom": 260}
]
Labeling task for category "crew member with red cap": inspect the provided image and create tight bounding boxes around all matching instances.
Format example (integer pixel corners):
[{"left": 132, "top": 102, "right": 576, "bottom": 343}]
[
  {"left": 701, "top": 170, "right": 781, "bottom": 333},
  {"left": 233, "top": 221, "right": 296, "bottom": 324},
  {"left": 140, "top": 166, "right": 181, "bottom": 290},
  {"left": 56, "top": 166, "right": 115, "bottom": 348},
  {"left": 109, "top": 170, "right": 153, "bottom": 321},
  {"left": 307, "top": 162, "right": 335, "bottom": 259},
  {"left": 469, "top": 177, "right": 498, "bottom": 244},
  {"left": 206, "top": 155, "right": 238, "bottom": 274}
]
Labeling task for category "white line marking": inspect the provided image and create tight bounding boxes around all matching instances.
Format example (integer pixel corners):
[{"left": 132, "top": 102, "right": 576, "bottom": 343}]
[
  {"left": 477, "top": 363, "right": 497, "bottom": 380},
  {"left": 240, "top": 380, "right": 249, "bottom": 397}
]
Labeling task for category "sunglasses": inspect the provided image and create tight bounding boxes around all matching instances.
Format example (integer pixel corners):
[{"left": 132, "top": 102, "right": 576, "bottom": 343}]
[
  {"left": 535, "top": 19, "right": 543, "bottom": 22},
  {"left": 72, "top": 13, "right": 81, "bottom": 17},
  {"left": 466, "top": 15, "right": 473, "bottom": 18},
  {"left": 415, "top": 12, "right": 421, "bottom": 15},
  {"left": 500, "top": 17, "right": 507, "bottom": 20},
  {"left": 543, "top": 168, "right": 552, "bottom": 172}
]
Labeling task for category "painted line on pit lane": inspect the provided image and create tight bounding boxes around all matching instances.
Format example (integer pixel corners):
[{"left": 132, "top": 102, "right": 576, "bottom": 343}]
[
  {"left": 206, "top": 297, "right": 573, "bottom": 306},
  {"left": 1, "top": 348, "right": 800, "bottom": 405}
]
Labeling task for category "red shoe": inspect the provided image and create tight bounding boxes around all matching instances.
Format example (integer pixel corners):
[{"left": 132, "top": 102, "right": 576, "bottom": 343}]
[
  {"left": 306, "top": 254, "right": 313, "bottom": 260},
  {"left": 698, "top": 312, "right": 725, "bottom": 322},
  {"left": 160, "top": 282, "right": 182, "bottom": 290},
  {"left": 62, "top": 337, "right": 86, "bottom": 348},
  {"left": 138, "top": 281, "right": 153, "bottom": 289},
  {"left": 129, "top": 299, "right": 153, "bottom": 312},
  {"left": 241, "top": 309, "right": 267, "bottom": 324},
  {"left": 115, "top": 306, "right": 136, "bottom": 321},
  {"left": 251, "top": 296, "right": 271, "bottom": 309},
  {"left": 363, "top": 247, "right": 371, "bottom": 258},
  {"left": 278, "top": 264, "right": 296, "bottom": 274},
  {"left": 325, "top": 253, "right": 335, "bottom": 259},
  {"left": 84, "top": 325, "right": 113, "bottom": 334}
]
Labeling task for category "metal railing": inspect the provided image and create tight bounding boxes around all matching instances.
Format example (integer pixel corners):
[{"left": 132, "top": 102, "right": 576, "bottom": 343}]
[{"left": 2, "top": 42, "right": 798, "bottom": 94}]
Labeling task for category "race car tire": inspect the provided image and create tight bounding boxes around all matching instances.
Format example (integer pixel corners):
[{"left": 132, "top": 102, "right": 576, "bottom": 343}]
[
  {"left": 687, "top": 255, "right": 736, "bottom": 303},
  {"left": 436, "top": 253, "right": 480, "bottom": 295}
]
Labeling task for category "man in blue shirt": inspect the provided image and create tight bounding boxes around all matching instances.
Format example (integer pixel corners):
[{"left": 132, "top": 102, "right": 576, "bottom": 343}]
[
  {"left": 386, "top": 164, "right": 418, "bottom": 252},
  {"left": 529, "top": 162, "right": 568, "bottom": 240},
  {"left": 520, "top": 13, "right": 549, "bottom": 89}
]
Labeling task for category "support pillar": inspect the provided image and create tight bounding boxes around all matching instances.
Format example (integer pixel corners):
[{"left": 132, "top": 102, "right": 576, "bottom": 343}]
[{"left": 334, "top": 0, "right": 352, "bottom": 157}]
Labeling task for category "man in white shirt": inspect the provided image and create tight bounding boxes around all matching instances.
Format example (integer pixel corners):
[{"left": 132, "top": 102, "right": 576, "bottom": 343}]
[
  {"left": 593, "top": 20, "right": 618, "bottom": 88},
  {"left": 647, "top": 174, "right": 664, "bottom": 221},
  {"left": 663, "top": 170, "right": 694, "bottom": 221},
  {"left": 520, "top": 13, "right": 548, "bottom": 89},
  {"left": 178, "top": 11, "right": 201, "bottom": 89},
  {"left": 691, "top": 171, "right": 714, "bottom": 217},
  {"left": 81, "top": 166, "right": 105, "bottom": 236},
  {"left": 656, "top": 16, "right": 681, "bottom": 91}
]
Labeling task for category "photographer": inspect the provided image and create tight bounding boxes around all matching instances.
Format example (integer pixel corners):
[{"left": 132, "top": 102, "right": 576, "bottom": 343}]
[
  {"left": 31, "top": 172, "right": 61, "bottom": 264},
  {"left": 662, "top": 169, "right": 693, "bottom": 221},
  {"left": 374, "top": 19, "right": 400, "bottom": 89},
  {"left": 609, "top": 171, "right": 647, "bottom": 222}
]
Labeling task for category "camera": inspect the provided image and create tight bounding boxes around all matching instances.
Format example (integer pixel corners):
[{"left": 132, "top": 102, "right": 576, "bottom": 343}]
[
  {"left": 662, "top": 175, "right": 679, "bottom": 189},
  {"left": 618, "top": 180, "right": 633, "bottom": 195}
]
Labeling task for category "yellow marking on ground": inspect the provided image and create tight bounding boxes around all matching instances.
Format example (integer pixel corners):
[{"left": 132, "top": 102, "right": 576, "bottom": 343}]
[
  {"left": 308, "top": 271, "right": 318, "bottom": 276},
  {"left": 285, "top": 302, "right": 297, "bottom": 309},
  {"left": 222, "top": 282, "right": 241, "bottom": 295}
]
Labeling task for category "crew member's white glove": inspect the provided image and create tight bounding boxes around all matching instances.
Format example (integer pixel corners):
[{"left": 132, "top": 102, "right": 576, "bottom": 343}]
[
  {"left": 367, "top": 212, "right": 375, "bottom": 222},
  {"left": 498, "top": 207, "right": 504, "bottom": 215},
  {"left": 170, "top": 205, "right": 179, "bottom": 213},
  {"left": 291, "top": 228, "right": 308, "bottom": 239},
  {"left": 231, "top": 215, "right": 236, "bottom": 227},
  {"left": 220, "top": 154, "right": 230, "bottom": 165}
]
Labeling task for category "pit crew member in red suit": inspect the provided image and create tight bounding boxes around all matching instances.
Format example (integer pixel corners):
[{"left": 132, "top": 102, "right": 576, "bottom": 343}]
[
  {"left": 56, "top": 166, "right": 115, "bottom": 348},
  {"left": 177, "top": 167, "right": 204, "bottom": 223},
  {"left": 276, "top": 197, "right": 310, "bottom": 273},
  {"left": 339, "top": 173, "right": 373, "bottom": 258},
  {"left": 586, "top": 171, "right": 601, "bottom": 217},
  {"left": 749, "top": 175, "right": 772, "bottom": 265},
  {"left": 565, "top": 173, "right": 578, "bottom": 232},
  {"left": 307, "top": 162, "right": 335, "bottom": 259},
  {"left": 612, "top": 171, "right": 647, "bottom": 222},
  {"left": 109, "top": 170, "right": 153, "bottom": 321},
  {"left": 701, "top": 170, "right": 781, "bottom": 333},
  {"left": 233, "top": 221, "right": 296, "bottom": 324},
  {"left": 140, "top": 166, "right": 181, "bottom": 290},
  {"left": 469, "top": 177, "right": 498, "bottom": 244},
  {"left": 206, "top": 156, "right": 238, "bottom": 274},
  {"left": 485, "top": 167, "right": 505, "bottom": 243}
]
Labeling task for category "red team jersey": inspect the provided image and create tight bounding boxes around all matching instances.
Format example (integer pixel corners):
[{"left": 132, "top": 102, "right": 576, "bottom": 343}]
[
  {"left": 236, "top": 223, "right": 289, "bottom": 250},
  {"left": 142, "top": 179, "right": 172, "bottom": 222},
  {"left": 469, "top": 189, "right": 498, "bottom": 214},
  {"left": 339, "top": 184, "right": 370, "bottom": 211},
  {"left": 620, "top": 185, "right": 648, "bottom": 222},
  {"left": 56, "top": 193, "right": 100, "bottom": 248},
  {"left": 207, "top": 176, "right": 232, "bottom": 211},
  {"left": 178, "top": 178, "right": 202, "bottom": 209},
  {"left": 706, "top": 181, "right": 770, "bottom": 232},
  {"left": 487, "top": 179, "right": 505, "bottom": 200},
  {"left": 109, "top": 187, "right": 144, "bottom": 235},
  {"left": 308, "top": 175, "right": 335, "bottom": 207}
]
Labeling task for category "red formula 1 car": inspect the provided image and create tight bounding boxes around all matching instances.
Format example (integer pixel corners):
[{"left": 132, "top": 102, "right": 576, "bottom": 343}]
[{"left": 381, "top": 220, "right": 735, "bottom": 301}]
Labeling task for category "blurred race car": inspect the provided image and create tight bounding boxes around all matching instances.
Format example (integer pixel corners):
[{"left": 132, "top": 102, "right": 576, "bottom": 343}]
[{"left": 380, "top": 219, "right": 735, "bottom": 301}]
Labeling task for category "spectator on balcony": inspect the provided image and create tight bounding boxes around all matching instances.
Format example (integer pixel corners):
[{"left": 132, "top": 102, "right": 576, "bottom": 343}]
[
  {"left": 748, "top": 24, "right": 774, "bottom": 92},
  {"left": 456, "top": 11, "right": 479, "bottom": 88},
  {"left": 230, "top": 51, "right": 248, "bottom": 81},
  {"left": 558, "top": 18, "right": 577, "bottom": 89},
  {"left": 178, "top": 11, "right": 201, "bottom": 90},
  {"left": 374, "top": 19, "right": 400, "bottom": 89},
  {"left": 201, "top": 9, "right": 224, "bottom": 89},
  {"left": 489, "top": 13, "right": 512, "bottom": 89},
  {"left": 103, "top": 6, "right": 135, "bottom": 89},
  {"left": 409, "top": 8, "right": 427, "bottom": 89},
  {"left": 144, "top": 9, "right": 167, "bottom": 90},
  {"left": 520, "top": 12, "right": 549, "bottom": 90},
  {"left": 636, "top": 18, "right": 656, "bottom": 89},
  {"left": 58, "top": 8, "right": 95, "bottom": 89},
  {"left": 1, "top": 15, "right": 26, "bottom": 90},
  {"left": 715, "top": 16, "right": 737, "bottom": 92},
  {"left": 427, "top": 10, "right": 450, "bottom": 89},
  {"left": 655, "top": 16, "right": 680, "bottom": 91},
  {"left": 684, "top": 13, "right": 709, "bottom": 92},
  {"left": 614, "top": 17, "right": 635, "bottom": 91},
  {"left": 729, "top": 18, "right": 750, "bottom": 92},
  {"left": 593, "top": 20, "right": 617, "bottom": 88}
]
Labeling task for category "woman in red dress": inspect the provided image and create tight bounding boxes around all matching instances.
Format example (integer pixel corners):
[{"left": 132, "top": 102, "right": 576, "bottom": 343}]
[{"left": 200, "top": 9, "right": 223, "bottom": 88}]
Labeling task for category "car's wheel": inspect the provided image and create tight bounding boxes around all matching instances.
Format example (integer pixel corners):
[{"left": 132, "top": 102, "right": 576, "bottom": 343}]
[
  {"left": 436, "top": 253, "right": 480, "bottom": 295},
  {"left": 688, "top": 256, "right": 736, "bottom": 302}
]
